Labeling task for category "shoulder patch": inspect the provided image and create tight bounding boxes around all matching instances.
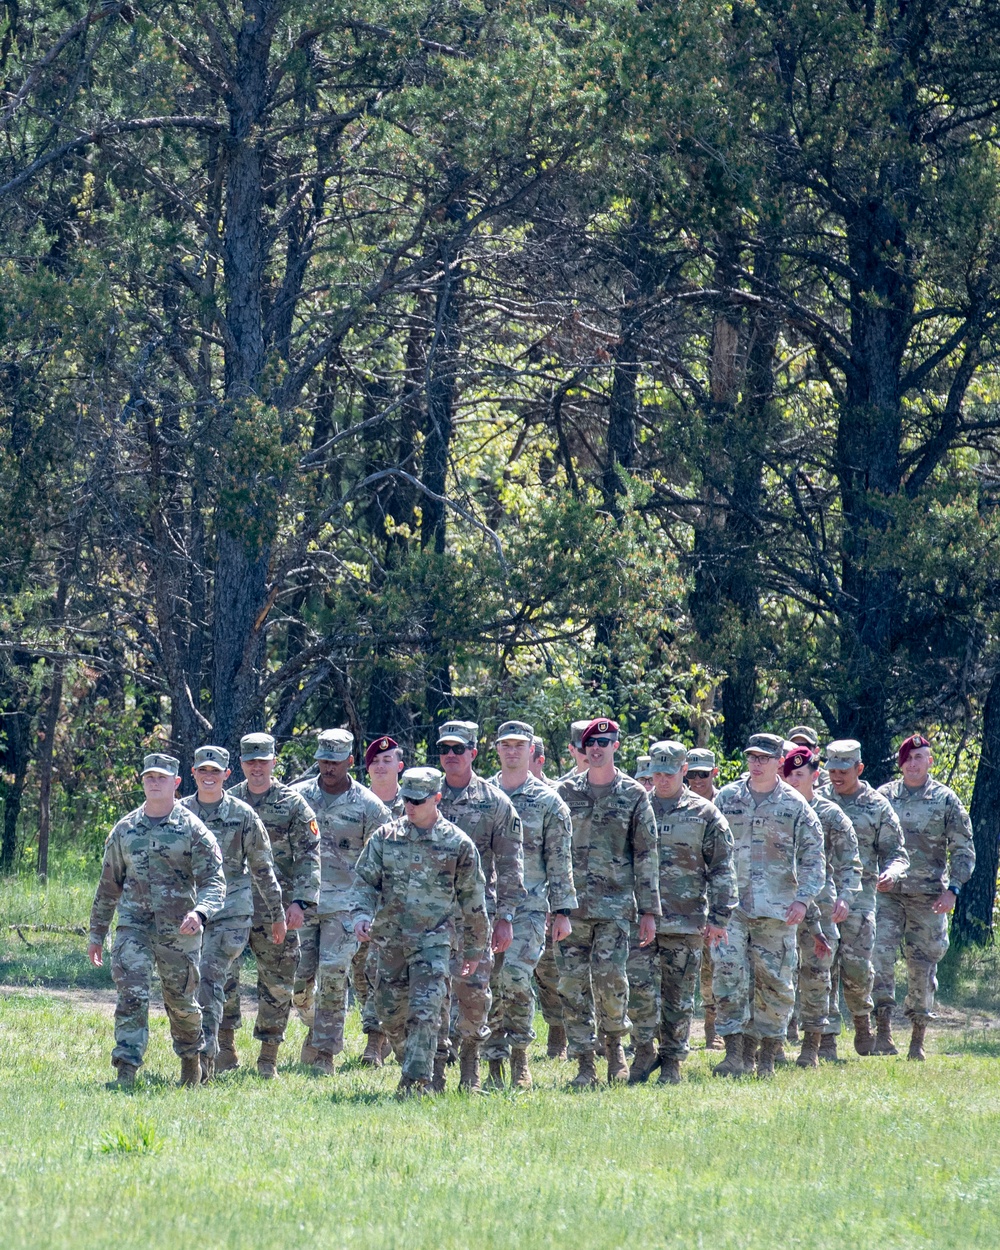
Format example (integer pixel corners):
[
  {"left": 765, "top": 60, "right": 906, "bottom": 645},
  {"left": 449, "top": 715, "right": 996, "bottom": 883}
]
[{"left": 308, "top": 819, "right": 320, "bottom": 839}]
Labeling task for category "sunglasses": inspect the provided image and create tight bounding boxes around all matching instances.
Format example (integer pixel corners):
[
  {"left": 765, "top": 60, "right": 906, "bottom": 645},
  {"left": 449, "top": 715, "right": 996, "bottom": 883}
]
[
  {"left": 687, "top": 770, "right": 711, "bottom": 778},
  {"left": 586, "top": 737, "right": 616, "bottom": 748},
  {"left": 438, "top": 743, "right": 469, "bottom": 755}
]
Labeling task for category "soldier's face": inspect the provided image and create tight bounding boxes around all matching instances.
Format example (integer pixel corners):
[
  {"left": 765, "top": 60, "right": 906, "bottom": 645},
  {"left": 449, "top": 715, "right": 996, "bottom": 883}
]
[
  {"left": 439, "top": 742, "right": 476, "bottom": 784},
  {"left": 497, "top": 738, "right": 530, "bottom": 771},
  {"left": 784, "top": 764, "right": 815, "bottom": 797},
  {"left": 746, "top": 752, "right": 781, "bottom": 788},
  {"left": 828, "top": 763, "right": 863, "bottom": 794},
  {"left": 902, "top": 747, "right": 932, "bottom": 786},
  {"left": 686, "top": 770, "right": 716, "bottom": 799},
  {"left": 318, "top": 757, "right": 353, "bottom": 791},
  {"left": 242, "top": 756, "right": 276, "bottom": 792},
  {"left": 367, "top": 750, "right": 403, "bottom": 785},
  {"left": 568, "top": 744, "right": 588, "bottom": 769},
  {"left": 652, "top": 768, "right": 685, "bottom": 799},
  {"left": 193, "top": 764, "right": 230, "bottom": 799},
  {"left": 584, "top": 736, "right": 618, "bottom": 769},
  {"left": 142, "top": 771, "right": 179, "bottom": 802},
  {"left": 404, "top": 793, "right": 441, "bottom": 828}
]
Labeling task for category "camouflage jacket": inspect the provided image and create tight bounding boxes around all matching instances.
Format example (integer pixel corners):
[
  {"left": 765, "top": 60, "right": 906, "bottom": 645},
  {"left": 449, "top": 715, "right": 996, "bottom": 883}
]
[
  {"left": 878, "top": 777, "right": 975, "bottom": 896},
  {"left": 350, "top": 814, "right": 489, "bottom": 960},
  {"left": 650, "top": 788, "right": 736, "bottom": 934},
  {"left": 438, "top": 772, "right": 524, "bottom": 916},
  {"left": 292, "top": 776, "right": 390, "bottom": 916},
  {"left": 89, "top": 802, "right": 226, "bottom": 944},
  {"left": 487, "top": 772, "right": 578, "bottom": 913},
  {"left": 226, "top": 780, "right": 320, "bottom": 910},
  {"left": 811, "top": 794, "right": 863, "bottom": 908},
  {"left": 180, "top": 792, "right": 283, "bottom": 925},
  {"left": 820, "top": 781, "right": 908, "bottom": 913},
  {"left": 555, "top": 769, "right": 661, "bottom": 921},
  {"left": 715, "top": 777, "right": 826, "bottom": 920}
]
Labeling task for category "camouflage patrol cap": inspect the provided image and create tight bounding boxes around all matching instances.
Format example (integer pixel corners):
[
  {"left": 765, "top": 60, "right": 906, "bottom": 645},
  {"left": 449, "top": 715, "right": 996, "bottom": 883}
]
[
  {"left": 240, "top": 732, "right": 276, "bottom": 761},
  {"left": 437, "top": 720, "right": 479, "bottom": 746},
  {"left": 495, "top": 720, "right": 534, "bottom": 743},
  {"left": 825, "top": 739, "right": 862, "bottom": 770},
  {"left": 399, "top": 766, "right": 445, "bottom": 801},
  {"left": 634, "top": 754, "right": 652, "bottom": 779},
  {"left": 364, "top": 736, "right": 399, "bottom": 769},
  {"left": 141, "top": 752, "right": 180, "bottom": 777},
  {"left": 569, "top": 720, "right": 591, "bottom": 748},
  {"left": 789, "top": 725, "right": 820, "bottom": 748},
  {"left": 315, "top": 728, "right": 354, "bottom": 761},
  {"left": 649, "top": 740, "right": 688, "bottom": 775},
  {"left": 744, "top": 733, "right": 785, "bottom": 758},
  {"left": 193, "top": 745, "right": 230, "bottom": 771},
  {"left": 687, "top": 748, "right": 716, "bottom": 772},
  {"left": 581, "top": 717, "right": 619, "bottom": 745}
]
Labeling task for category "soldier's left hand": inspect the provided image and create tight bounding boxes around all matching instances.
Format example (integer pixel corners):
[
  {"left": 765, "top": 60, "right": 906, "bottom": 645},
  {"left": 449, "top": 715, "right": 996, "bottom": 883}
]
[
  {"left": 638, "top": 913, "right": 657, "bottom": 947},
  {"left": 491, "top": 918, "right": 513, "bottom": 953},
  {"left": 784, "top": 902, "right": 807, "bottom": 926},
  {"left": 813, "top": 933, "right": 833, "bottom": 959},
  {"left": 460, "top": 958, "right": 480, "bottom": 977},
  {"left": 179, "top": 910, "right": 204, "bottom": 935},
  {"left": 932, "top": 889, "right": 957, "bottom": 914},
  {"left": 703, "top": 923, "right": 727, "bottom": 948},
  {"left": 286, "top": 902, "right": 305, "bottom": 930},
  {"left": 551, "top": 914, "right": 572, "bottom": 943},
  {"left": 271, "top": 918, "right": 288, "bottom": 944}
]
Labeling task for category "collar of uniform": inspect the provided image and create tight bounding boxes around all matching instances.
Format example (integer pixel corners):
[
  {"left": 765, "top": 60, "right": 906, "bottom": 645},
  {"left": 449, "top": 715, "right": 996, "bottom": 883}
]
[
  {"left": 584, "top": 766, "right": 627, "bottom": 795},
  {"left": 194, "top": 793, "right": 231, "bottom": 818},
  {"left": 140, "top": 802, "right": 180, "bottom": 825}
]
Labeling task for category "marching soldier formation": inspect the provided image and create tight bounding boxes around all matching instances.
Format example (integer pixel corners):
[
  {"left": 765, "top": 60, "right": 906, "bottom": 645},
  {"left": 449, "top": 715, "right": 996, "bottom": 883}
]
[{"left": 88, "top": 718, "right": 975, "bottom": 1095}]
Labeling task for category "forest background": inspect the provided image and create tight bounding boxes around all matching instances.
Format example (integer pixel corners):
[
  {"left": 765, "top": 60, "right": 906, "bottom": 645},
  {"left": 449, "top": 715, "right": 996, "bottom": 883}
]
[{"left": 2, "top": 0, "right": 1000, "bottom": 944}]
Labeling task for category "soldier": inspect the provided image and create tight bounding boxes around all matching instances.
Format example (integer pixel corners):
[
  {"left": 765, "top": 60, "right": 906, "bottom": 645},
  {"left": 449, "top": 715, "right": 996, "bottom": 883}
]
[
  {"left": 87, "top": 753, "right": 226, "bottom": 1087},
  {"left": 221, "top": 732, "right": 320, "bottom": 1078},
  {"left": 555, "top": 717, "right": 661, "bottom": 1086},
  {"left": 436, "top": 719, "right": 524, "bottom": 1092},
  {"left": 634, "top": 755, "right": 654, "bottom": 793},
  {"left": 628, "top": 742, "right": 736, "bottom": 1085},
  {"left": 181, "top": 745, "right": 286, "bottom": 1081},
  {"left": 291, "top": 729, "right": 390, "bottom": 1074},
  {"left": 554, "top": 719, "right": 592, "bottom": 783},
  {"left": 352, "top": 767, "right": 489, "bottom": 1097},
  {"left": 874, "top": 734, "right": 975, "bottom": 1060},
  {"left": 781, "top": 747, "right": 862, "bottom": 1066},
  {"left": 821, "top": 739, "right": 908, "bottom": 1056},
  {"left": 485, "top": 720, "right": 577, "bottom": 1089},
  {"left": 685, "top": 747, "right": 723, "bottom": 1048},
  {"left": 366, "top": 736, "right": 405, "bottom": 816},
  {"left": 712, "top": 733, "right": 825, "bottom": 1078},
  {"left": 529, "top": 736, "right": 549, "bottom": 783}
]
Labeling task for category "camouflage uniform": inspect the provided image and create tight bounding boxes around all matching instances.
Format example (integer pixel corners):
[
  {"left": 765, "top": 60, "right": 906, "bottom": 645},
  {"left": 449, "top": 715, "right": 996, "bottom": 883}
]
[
  {"left": 818, "top": 780, "right": 907, "bottom": 1032},
  {"left": 713, "top": 778, "right": 825, "bottom": 1039},
  {"left": 360, "top": 788, "right": 406, "bottom": 1036},
  {"left": 795, "top": 795, "right": 862, "bottom": 1033},
  {"left": 180, "top": 791, "right": 284, "bottom": 1058},
  {"left": 222, "top": 780, "right": 320, "bottom": 1042},
  {"left": 483, "top": 772, "right": 577, "bottom": 1060},
  {"left": 628, "top": 788, "right": 736, "bottom": 1060},
  {"left": 874, "top": 777, "right": 974, "bottom": 1019},
  {"left": 89, "top": 803, "right": 226, "bottom": 1069},
  {"left": 439, "top": 772, "right": 524, "bottom": 1042},
  {"left": 533, "top": 923, "right": 564, "bottom": 1029},
  {"left": 554, "top": 769, "right": 661, "bottom": 1055},
  {"left": 290, "top": 776, "right": 389, "bottom": 1055},
  {"left": 351, "top": 813, "right": 489, "bottom": 1082}
]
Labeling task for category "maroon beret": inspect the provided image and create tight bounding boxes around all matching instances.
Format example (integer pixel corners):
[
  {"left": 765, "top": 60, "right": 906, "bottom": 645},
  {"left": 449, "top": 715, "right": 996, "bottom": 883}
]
[
  {"left": 581, "top": 717, "right": 620, "bottom": 745},
  {"left": 365, "top": 736, "right": 399, "bottom": 770},
  {"left": 782, "top": 747, "right": 816, "bottom": 776},
  {"left": 898, "top": 734, "right": 931, "bottom": 767}
]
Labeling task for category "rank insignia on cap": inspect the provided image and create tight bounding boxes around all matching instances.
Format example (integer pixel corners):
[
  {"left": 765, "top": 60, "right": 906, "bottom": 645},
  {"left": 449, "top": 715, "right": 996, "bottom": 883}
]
[{"left": 379, "top": 737, "right": 389, "bottom": 750}]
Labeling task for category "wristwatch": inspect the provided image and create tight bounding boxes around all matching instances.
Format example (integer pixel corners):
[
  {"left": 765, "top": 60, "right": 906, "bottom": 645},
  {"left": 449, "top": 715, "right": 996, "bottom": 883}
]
[
  {"left": 499, "top": 912, "right": 514, "bottom": 924},
  {"left": 948, "top": 883, "right": 961, "bottom": 897}
]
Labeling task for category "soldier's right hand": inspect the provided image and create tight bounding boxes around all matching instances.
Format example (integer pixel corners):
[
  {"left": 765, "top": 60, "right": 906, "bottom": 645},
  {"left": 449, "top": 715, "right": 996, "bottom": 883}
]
[
  {"left": 87, "top": 942, "right": 103, "bottom": 968},
  {"left": 460, "top": 958, "right": 479, "bottom": 977},
  {"left": 286, "top": 902, "right": 305, "bottom": 930},
  {"left": 354, "top": 919, "right": 371, "bottom": 942}
]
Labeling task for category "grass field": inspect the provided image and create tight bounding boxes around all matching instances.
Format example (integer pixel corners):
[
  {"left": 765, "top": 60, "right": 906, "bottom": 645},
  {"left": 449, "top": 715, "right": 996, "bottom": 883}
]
[{"left": 3, "top": 870, "right": 1000, "bottom": 1249}]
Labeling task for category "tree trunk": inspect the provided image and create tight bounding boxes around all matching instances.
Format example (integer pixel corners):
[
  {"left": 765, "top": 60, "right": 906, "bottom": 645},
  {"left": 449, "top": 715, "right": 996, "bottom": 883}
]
[{"left": 952, "top": 666, "right": 1000, "bottom": 946}]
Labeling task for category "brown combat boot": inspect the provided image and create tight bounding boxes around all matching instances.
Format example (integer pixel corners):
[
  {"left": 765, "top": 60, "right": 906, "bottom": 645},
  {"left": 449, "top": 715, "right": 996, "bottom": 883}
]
[
  {"left": 818, "top": 1033, "right": 839, "bottom": 1062},
  {"left": 431, "top": 1053, "right": 448, "bottom": 1093},
  {"left": 300, "top": 1035, "right": 320, "bottom": 1066},
  {"left": 628, "top": 1040, "right": 660, "bottom": 1085},
  {"left": 853, "top": 1012, "right": 874, "bottom": 1056},
  {"left": 712, "top": 1033, "right": 745, "bottom": 1078},
  {"left": 908, "top": 1018, "right": 927, "bottom": 1061},
  {"left": 773, "top": 1040, "right": 790, "bottom": 1065},
  {"left": 786, "top": 1015, "right": 800, "bottom": 1045},
  {"left": 658, "top": 1058, "right": 682, "bottom": 1084},
  {"left": 546, "top": 1023, "right": 568, "bottom": 1060},
  {"left": 200, "top": 1053, "right": 215, "bottom": 1083},
  {"left": 873, "top": 1006, "right": 898, "bottom": 1056},
  {"left": 704, "top": 1006, "right": 723, "bottom": 1050},
  {"left": 395, "top": 1076, "right": 427, "bottom": 1099},
  {"left": 510, "top": 1047, "right": 533, "bottom": 1090},
  {"left": 257, "top": 1041, "right": 280, "bottom": 1079},
  {"left": 484, "top": 1058, "right": 506, "bottom": 1091},
  {"left": 606, "top": 1036, "right": 629, "bottom": 1083},
  {"left": 360, "top": 1031, "right": 386, "bottom": 1068},
  {"left": 796, "top": 1031, "right": 821, "bottom": 1068},
  {"left": 459, "top": 1040, "right": 482, "bottom": 1092},
  {"left": 216, "top": 1028, "right": 238, "bottom": 1072},
  {"left": 309, "top": 1052, "right": 335, "bottom": 1076},
  {"left": 180, "top": 1056, "right": 202, "bottom": 1087},
  {"left": 570, "top": 1051, "right": 599, "bottom": 1088},
  {"left": 115, "top": 1061, "right": 138, "bottom": 1088},
  {"left": 756, "top": 1036, "right": 779, "bottom": 1079},
  {"left": 742, "top": 1033, "right": 759, "bottom": 1077}
]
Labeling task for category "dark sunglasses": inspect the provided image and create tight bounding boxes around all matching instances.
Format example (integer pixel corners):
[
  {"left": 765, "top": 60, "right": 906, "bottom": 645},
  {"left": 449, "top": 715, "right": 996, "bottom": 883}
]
[
  {"left": 687, "top": 770, "right": 711, "bottom": 778},
  {"left": 438, "top": 743, "right": 468, "bottom": 755},
  {"left": 586, "top": 737, "right": 615, "bottom": 748}
]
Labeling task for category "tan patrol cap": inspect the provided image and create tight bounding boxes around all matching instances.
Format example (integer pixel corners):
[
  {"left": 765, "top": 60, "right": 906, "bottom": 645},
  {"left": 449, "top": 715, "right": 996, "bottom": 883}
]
[
  {"left": 399, "top": 766, "right": 445, "bottom": 801},
  {"left": 649, "top": 741, "right": 688, "bottom": 775},
  {"left": 193, "top": 745, "right": 229, "bottom": 771},
  {"left": 825, "top": 739, "right": 862, "bottom": 769},
  {"left": 436, "top": 720, "right": 479, "bottom": 746},
  {"left": 240, "top": 732, "right": 276, "bottom": 761},
  {"left": 789, "top": 725, "right": 820, "bottom": 748},
  {"left": 634, "top": 754, "right": 652, "bottom": 779},
  {"left": 687, "top": 748, "right": 716, "bottom": 771},
  {"left": 495, "top": 720, "right": 534, "bottom": 742},
  {"left": 141, "top": 752, "right": 180, "bottom": 777},
  {"left": 569, "top": 720, "right": 591, "bottom": 748},
  {"left": 315, "top": 728, "right": 353, "bottom": 761},
  {"left": 744, "top": 733, "right": 785, "bottom": 758}
]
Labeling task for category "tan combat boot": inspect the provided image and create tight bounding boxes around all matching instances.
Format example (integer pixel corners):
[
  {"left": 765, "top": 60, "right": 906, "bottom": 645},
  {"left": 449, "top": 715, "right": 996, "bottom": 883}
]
[
  {"left": 873, "top": 1006, "right": 898, "bottom": 1056},
  {"left": 796, "top": 1031, "right": 821, "bottom": 1068},
  {"left": 216, "top": 1028, "right": 238, "bottom": 1072},
  {"left": 310, "top": 1052, "right": 335, "bottom": 1076},
  {"left": 570, "top": 1051, "right": 599, "bottom": 1088},
  {"left": 200, "top": 1053, "right": 215, "bottom": 1083},
  {"left": 756, "top": 1036, "right": 779, "bottom": 1078},
  {"left": 459, "top": 1040, "right": 482, "bottom": 1092},
  {"left": 908, "top": 1018, "right": 927, "bottom": 1061},
  {"left": 257, "top": 1040, "right": 280, "bottom": 1079},
  {"left": 853, "top": 1012, "right": 874, "bottom": 1055},
  {"left": 712, "top": 1033, "right": 745, "bottom": 1078},
  {"left": 818, "top": 1033, "right": 839, "bottom": 1062},
  {"left": 628, "top": 1040, "right": 660, "bottom": 1085},
  {"left": 742, "top": 1033, "right": 759, "bottom": 1077},
  {"left": 360, "top": 1031, "right": 386, "bottom": 1068},
  {"left": 606, "top": 1036, "right": 629, "bottom": 1083},
  {"left": 704, "top": 1006, "right": 723, "bottom": 1051},
  {"left": 431, "top": 1053, "right": 448, "bottom": 1093},
  {"left": 484, "top": 1058, "right": 506, "bottom": 1091},
  {"left": 773, "top": 1040, "right": 790, "bottom": 1066},
  {"left": 300, "top": 1034, "right": 320, "bottom": 1066},
  {"left": 180, "top": 1056, "right": 202, "bottom": 1087},
  {"left": 658, "top": 1058, "right": 682, "bottom": 1085},
  {"left": 395, "top": 1076, "right": 427, "bottom": 1099},
  {"left": 115, "top": 1061, "right": 138, "bottom": 1088},
  {"left": 546, "top": 1023, "right": 568, "bottom": 1060},
  {"left": 510, "top": 1047, "right": 533, "bottom": 1090}
]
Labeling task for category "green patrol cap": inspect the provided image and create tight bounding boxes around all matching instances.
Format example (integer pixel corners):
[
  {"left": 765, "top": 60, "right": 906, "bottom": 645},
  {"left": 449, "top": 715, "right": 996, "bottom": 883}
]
[
  {"left": 437, "top": 720, "right": 478, "bottom": 746},
  {"left": 789, "top": 725, "right": 820, "bottom": 748},
  {"left": 141, "top": 752, "right": 180, "bottom": 777},
  {"left": 240, "top": 732, "right": 276, "bottom": 761},
  {"left": 399, "top": 766, "right": 445, "bottom": 801},
  {"left": 687, "top": 748, "right": 716, "bottom": 771},
  {"left": 193, "top": 745, "right": 229, "bottom": 771},
  {"left": 315, "top": 728, "right": 353, "bottom": 761},
  {"left": 495, "top": 720, "right": 534, "bottom": 743},
  {"left": 825, "top": 739, "right": 862, "bottom": 770},
  {"left": 569, "top": 720, "right": 591, "bottom": 748},
  {"left": 649, "top": 740, "right": 688, "bottom": 774},
  {"left": 744, "top": 733, "right": 785, "bottom": 758},
  {"left": 634, "top": 754, "right": 652, "bottom": 779}
]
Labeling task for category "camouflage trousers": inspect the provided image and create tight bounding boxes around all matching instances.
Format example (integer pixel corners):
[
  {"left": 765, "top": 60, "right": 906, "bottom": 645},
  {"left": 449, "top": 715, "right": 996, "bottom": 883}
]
[
  {"left": 222, "top": 918, "right": 301, "bottom": 1043},
  {"left": 555, "top": 917, "right": 631, "bottom": 1056},
  {"left": 358, "top": 942, "right": 383, "bottom": 1034},
  {"left": 712, "top": 908, "right": 797, "bottom": 1040},
  {"left": 110, "top": 924, "right": 203, "bottom": 1068},
  {"left": 447, "top": 925, "right": 495, "bottom": 1044},
  {"left": 873, "top": 892, "right": 948, "bottom": 1020},
  {"left": 198, "top": 919, "right": 251, "bottom": 1058},
  {"left": 826, "top": 908, "right": 875, "bottom": 1034},
  {"left": 795, "top": 905, "right": 837, "bottom": 1033},
  {"left": 700, "top": 934, "right": 715, "bottom": 1010},
  {"left": 627, "top": 932, "right": 703, "bottom": 1060},
  {"left": 483, "top": 910, "right": 547, "bottom": 1059},
  {"left": 533, "top": 921, "right": 563, "bottom": 1026},
  {"left": 292, "top": 910, "right": 357, "bottom": 1056},
  {"left": 375, "top": 937, "right": 451, "bottom": 1083}
]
